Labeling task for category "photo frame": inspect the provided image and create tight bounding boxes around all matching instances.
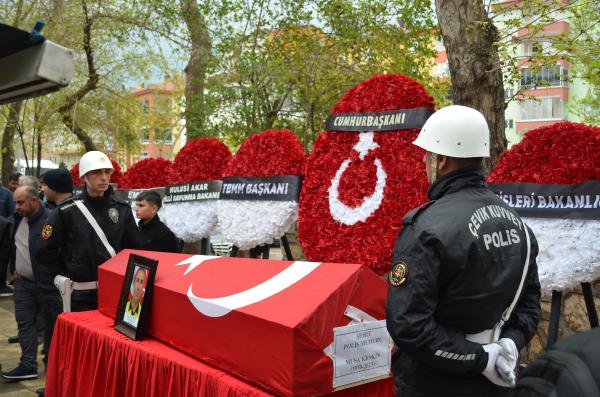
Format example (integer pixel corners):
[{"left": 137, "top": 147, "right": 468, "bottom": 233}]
[{"left": 114, "top": 253, "right": 158, "bottom": 340}]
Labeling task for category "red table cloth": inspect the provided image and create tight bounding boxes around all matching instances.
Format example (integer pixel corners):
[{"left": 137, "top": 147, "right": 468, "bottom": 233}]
[
  {"left": 98, "top": 250, "right": 389, "bottom": 396},
  {"left": 45, "top": 310, "right": 394, "bottom": 397}
]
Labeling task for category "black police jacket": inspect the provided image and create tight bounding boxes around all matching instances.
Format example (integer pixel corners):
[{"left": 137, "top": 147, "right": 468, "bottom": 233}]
[
  {"left": 138, "top": 215, "right": 181, "bottom": 253},
  {"left": 386, "top": 166, "right": 541, "bottom": 396},
  {"left": 36, "top": 186, "right": 140, "bottom": 283}
]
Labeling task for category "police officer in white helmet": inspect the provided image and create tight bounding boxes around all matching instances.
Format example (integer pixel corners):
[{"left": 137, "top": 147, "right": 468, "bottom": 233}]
[
  {"left": 36, "top": 151, "right": 140, "bottom": 343},
  {"left": 386, "top": 106, "right": 541, "bottom": 397}
]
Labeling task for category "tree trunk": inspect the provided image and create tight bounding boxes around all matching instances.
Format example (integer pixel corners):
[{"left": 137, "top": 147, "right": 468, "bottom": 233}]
[
  {"left": 55, "top": 0, "right": 98, "bottom": 152},
  {"left": 36, "top": 124, "right": 42, "bottom": 177},
  {"left": 180, "top": 0, "right": 211, "bottom": 139},
  {"left": 435, "top": 0, "right": 506, "bottom": 172},
  {"left": 17, "top": 124, "right": 30, "bottom": 176},
  {"left": 62, "top": 113, "right": 97, "bottom": 152},
  {"left": 1, "top": 101, "right": 23, "bottom": 185}
]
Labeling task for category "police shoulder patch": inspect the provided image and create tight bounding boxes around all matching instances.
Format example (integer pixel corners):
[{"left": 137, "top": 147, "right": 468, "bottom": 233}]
[
  {"left": 42, "top": 223, "right": 53, "bottom": 240},
  {"left": 108, "top": 208, "right": 119, "bottom": 223},
  {"left": 389, "top": 261, "right": 408, "bottom": 287}
]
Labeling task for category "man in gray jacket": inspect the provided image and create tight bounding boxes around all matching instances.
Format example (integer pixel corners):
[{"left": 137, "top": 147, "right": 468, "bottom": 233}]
[{"left": 2, "top": 186, "right": 49, "bottom": 381}]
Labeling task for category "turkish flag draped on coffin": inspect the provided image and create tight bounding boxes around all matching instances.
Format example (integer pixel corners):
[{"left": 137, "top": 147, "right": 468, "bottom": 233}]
[{"left": 98, "top": 250, "right": 388, "bottom": 397}]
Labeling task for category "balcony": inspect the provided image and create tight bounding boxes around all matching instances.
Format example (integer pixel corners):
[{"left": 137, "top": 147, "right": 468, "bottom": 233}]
[{"left": 519, "top": 65, "right": 568, "bottom": 89}]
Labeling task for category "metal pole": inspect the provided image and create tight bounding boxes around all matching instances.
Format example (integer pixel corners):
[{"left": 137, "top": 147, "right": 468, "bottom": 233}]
[
  {"left": 581, "top": 282, "right": 599, "bottom": 328},
  {"left": 200, "top": 238, "right": 209, "bottom": 255},
  {"left": 262, "top": 244, "right": 270, "bottom": 259},
  {"left": 546, "top": 290, "right": 562, "bottom": 348},
  {"left": 281, "top": 235, "right": 294, "bottom": 260}
]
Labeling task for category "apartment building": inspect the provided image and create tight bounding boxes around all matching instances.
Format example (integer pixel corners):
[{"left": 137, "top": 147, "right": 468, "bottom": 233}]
[
  {"left": 433, "top": 1, "right": 588, "bottom": 146},
  {"left": 129, "top": 76, "right": 186, "bottom": 166}
]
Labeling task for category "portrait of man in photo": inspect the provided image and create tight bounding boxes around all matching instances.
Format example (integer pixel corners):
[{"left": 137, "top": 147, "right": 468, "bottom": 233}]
[{"left": 123, "top": 266, "right": 148, "bottom": 328}]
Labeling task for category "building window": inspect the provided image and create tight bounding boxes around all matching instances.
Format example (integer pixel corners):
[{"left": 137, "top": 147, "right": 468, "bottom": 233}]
[
  {"left": 520, "top": 65, "right": 568, "bottom": 88},
  {"left": 522, "top": 41, "right": 553, "bottom": 57},
  {"left": 143, "top": 99, "right": 150, "bottom": 113},
  {"left": 141, "top": 151, "right": 149, "bottom": 159},
  {"left": 154, "top": 127, "right": 173, "bottom": 143},
  {"left": 505, "top": 119, "right": 514, "bottom": 129},
  {"left": 163, "top": 127, "right": 173, "bottom": 143},
  {"left": 141, "top": 126, "right": 150, "bottom": 143},
  {"left": 520, "top": 97, "right": 564, "bottom": 120}
]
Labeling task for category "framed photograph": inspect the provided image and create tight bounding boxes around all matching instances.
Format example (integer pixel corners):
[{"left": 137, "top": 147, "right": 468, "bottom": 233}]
[{"left": 114, "top": 253, "right": 158, "bottom": 340}]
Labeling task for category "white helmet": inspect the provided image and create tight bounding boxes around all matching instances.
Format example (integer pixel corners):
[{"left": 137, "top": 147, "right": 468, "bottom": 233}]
[
  {"left": 413, "top": 105, "right": 490, "bottom": 158},
  {"left": 79, "top": 151, "right": 114, "bottom": 177}
]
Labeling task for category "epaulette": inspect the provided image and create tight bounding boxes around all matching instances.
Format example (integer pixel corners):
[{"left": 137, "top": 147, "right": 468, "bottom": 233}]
[
  {"left": 113, "top": 197, "right": 130, "bottom": 206},
  {"left": 402, "top": 200, "right": 436, "bottom": 225},
  {"left": 58, "top": 196, "right": 77, "bottom": 211}
]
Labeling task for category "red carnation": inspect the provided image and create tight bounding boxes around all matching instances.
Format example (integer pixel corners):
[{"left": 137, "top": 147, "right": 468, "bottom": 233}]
[
  {"left": 298, "top": 74, "right": 435, "bottom": 275},
  {"left": 223, "top": 129, "right": 306, "bottom": 177},
  {"left": 170, "top": 138, "right": 232, "bottom": 183},
  {"left": 488, "top": 122, "right": 600, "bottom": 184},
  {"left": 119, "top": 158, "right": 173, "bottom": 189},
  {"left": 70, "top": 159, "right": 123, "bottom": 186}
]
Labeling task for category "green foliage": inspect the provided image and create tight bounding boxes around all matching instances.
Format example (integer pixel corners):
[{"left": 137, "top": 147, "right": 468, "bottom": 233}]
[
  {"left": 492, "top": 0, "right": 600, "bottom": 121},
  {"left": 198, "top": 0, "right": 438, "bottom": 150},
  {"left": 2, "top": 0, "right": 440, "bottom": 159},
  {"left": 568, "top": 0, "right": 600, "bottom": 124},
  {"left": 0, "top": 0, "right": 177, "bottom": 166}
]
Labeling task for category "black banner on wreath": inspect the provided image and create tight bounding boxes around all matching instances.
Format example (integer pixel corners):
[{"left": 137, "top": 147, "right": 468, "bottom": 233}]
[
  {"left": 72, "top": 185, "right": 165, "bottom": 205},
  {"left": 325, "top": 107, "right": 434, "bottom": 132},
  {"left": 163, "top": 180, "right": 222, "bottom": 203},
  {"left": 488, "top": 181, "right": 600, "bottom": 220},
  {"left": 220, "top": 175, "right": 302, "bottom": 201},
  {"left": 114, "top": 187, "right": 166, "bottom": 205}
]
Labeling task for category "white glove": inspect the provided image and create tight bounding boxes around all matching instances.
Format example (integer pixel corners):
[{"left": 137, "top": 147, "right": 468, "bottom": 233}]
[
  {"left": 496, "top": 338, "right": 519, "bottom": 386},
  {"left": 498, "top": 338, "right": 518, "bottom": 362},
  {"left": 482, "top": 343, "right": 514, "bottom": 388}
]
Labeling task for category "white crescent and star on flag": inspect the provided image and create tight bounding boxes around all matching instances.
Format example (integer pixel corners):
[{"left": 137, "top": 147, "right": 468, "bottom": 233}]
[{"left": 328, "top": 132, "right": 388, "bottom": 226}]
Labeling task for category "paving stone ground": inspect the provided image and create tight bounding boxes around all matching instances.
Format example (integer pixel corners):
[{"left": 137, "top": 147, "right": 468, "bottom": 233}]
[{"left": 0, "top": 296, "right": 45, "bottom": 397}]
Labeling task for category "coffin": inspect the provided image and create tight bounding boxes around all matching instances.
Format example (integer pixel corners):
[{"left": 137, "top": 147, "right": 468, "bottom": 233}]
[{"left": 98, "top": 250, "right": 389, "bottom": 397}]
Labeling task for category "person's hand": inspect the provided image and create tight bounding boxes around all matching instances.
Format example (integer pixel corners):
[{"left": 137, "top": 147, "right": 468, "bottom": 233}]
[
  {"left": 481, "top": 343, "right": 514, "bottom": 388},
  {"left": 496, "top": 338, "right": 518, "bottom": 386}
]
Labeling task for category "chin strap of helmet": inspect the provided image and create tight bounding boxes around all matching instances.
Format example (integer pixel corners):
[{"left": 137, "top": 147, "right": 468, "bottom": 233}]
[{"left": 430, "top": 153, "right": 438, "bottom": 184}]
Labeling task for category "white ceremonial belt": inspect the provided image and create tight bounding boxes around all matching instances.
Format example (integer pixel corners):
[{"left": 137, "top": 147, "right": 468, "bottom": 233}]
[
  {"left": 465, "top": 327, "right": 501, "bottom": 345},
  {"left": 54, "top": 275, "right": 98, "bottom": 313},
  {"left": 72, "top": 281, "right": 98, "bottom": 290}
]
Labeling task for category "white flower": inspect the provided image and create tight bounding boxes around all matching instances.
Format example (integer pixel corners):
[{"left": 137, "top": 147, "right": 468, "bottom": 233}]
[
  {"left": 217, "top": 200, "right": 298, "bottom": 250},
  {"left": 160, "top": 201, "right": 218, "bottom": 242},
  {"left": 525, "top": 217, "right": 600, "bottom": 296}
]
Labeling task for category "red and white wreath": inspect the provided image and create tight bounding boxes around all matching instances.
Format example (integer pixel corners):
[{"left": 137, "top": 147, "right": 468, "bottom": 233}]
[
  {"left": 161, "top": 138, "right": 232, "bottom": 242},
  {"left": 119, "top": 158, "right": 173, "bottom": 189},
  {"left": 488, "top": 121, "right": 600, "bottom": 294},
  {"left": 298, "top": 74, "right": 435, "bottom": 275},
  {"left": 216, "top": 129, "right": 307, "bottom": 250}
]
